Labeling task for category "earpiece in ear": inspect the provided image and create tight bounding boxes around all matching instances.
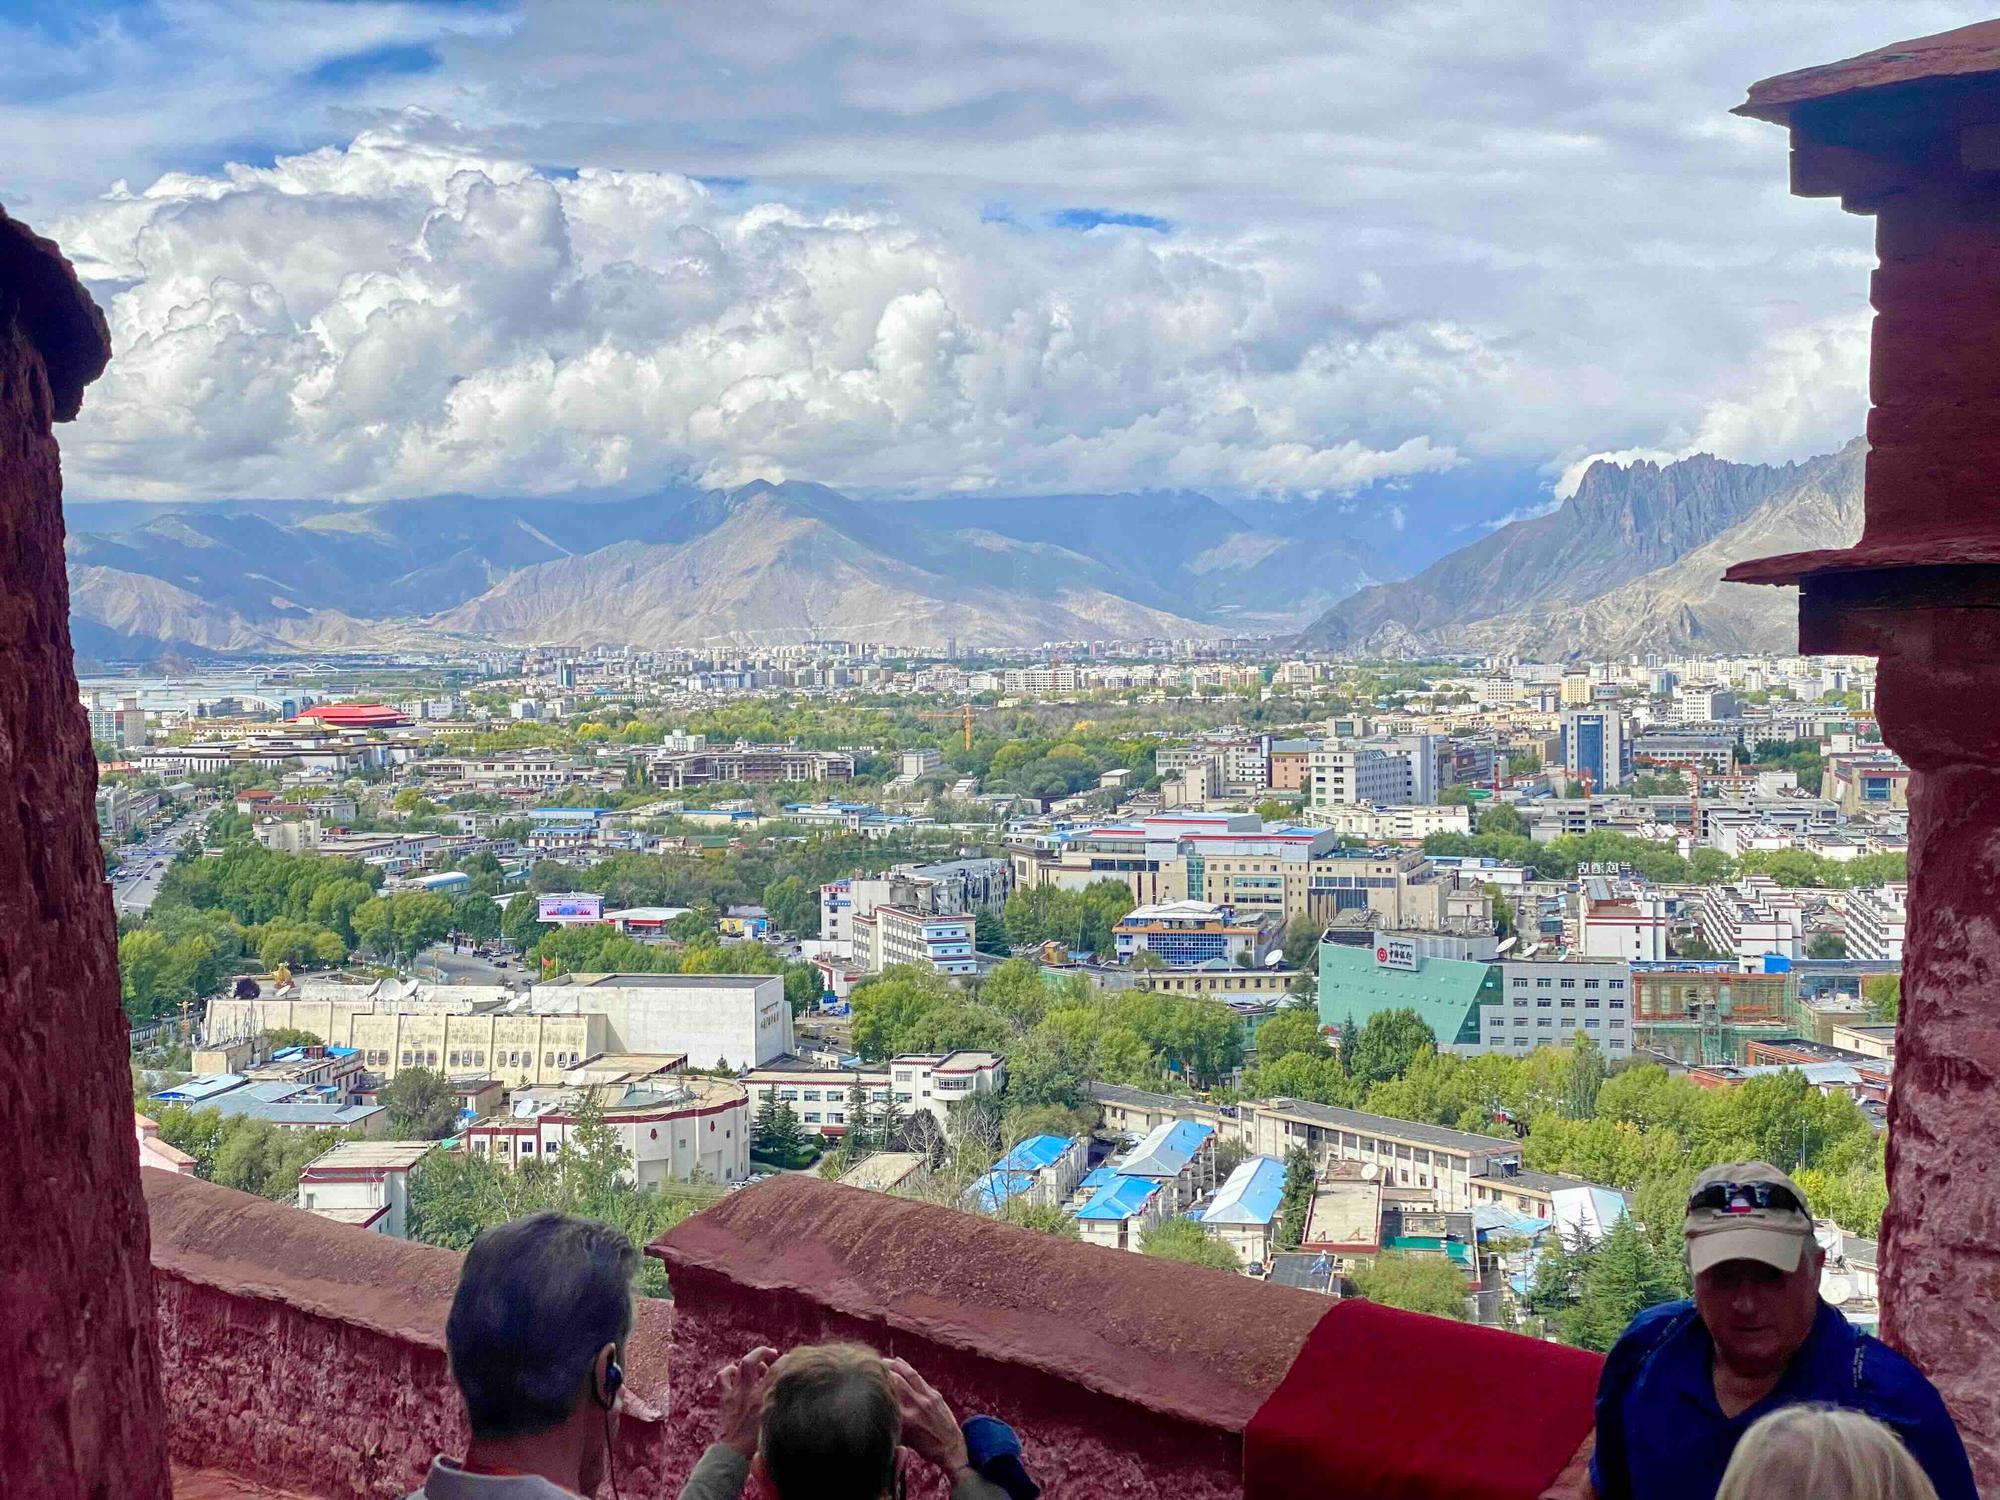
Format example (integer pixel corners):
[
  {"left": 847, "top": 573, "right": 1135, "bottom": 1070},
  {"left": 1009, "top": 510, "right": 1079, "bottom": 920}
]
[{"left": 606, "top": 1361, "right": 624, "bottom": 1397}]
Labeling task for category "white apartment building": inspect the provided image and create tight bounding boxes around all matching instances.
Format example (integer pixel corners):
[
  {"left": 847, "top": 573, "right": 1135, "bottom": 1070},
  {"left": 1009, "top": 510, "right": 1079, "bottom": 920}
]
[
  {"left": 1308, "top": 802, "right": 1475, "bottom": 842},
  {"left": 466, "top": 1076, "right": 750, "bottom": 1187},
  {"left": 852, "top": 906, "right": 977, "bottom": 975},
  {"left": 295, "top": 1141, "right": 435, "bottom": 1238},
  {"left": 1229, "top": 1099, "right": 1520, "bottom": 1212},
  {"left": 1577, "top": 877, "right": 1671, "bottom": 963},
  {"left": 742, "top": 1049, "right": 1005, "bottom": 1140},
  {"left": 1674, "top": 684, "right": 1740, "bottom": 723},
  {"left": 1309, "top": 747, "right": 1417, "bottom": 807},
  {"left": 1698, "top": 877, "right": 1807, "bottom": 965},
  {"left": 1844, "top": 883, "right": 1908, "bottom": 963},
  {"left": 1482, "top": 960, "right": 1634, "bottom": 1058},
  {"left": 742, "top": 1061, "right": 890, "bottom": 1139}
]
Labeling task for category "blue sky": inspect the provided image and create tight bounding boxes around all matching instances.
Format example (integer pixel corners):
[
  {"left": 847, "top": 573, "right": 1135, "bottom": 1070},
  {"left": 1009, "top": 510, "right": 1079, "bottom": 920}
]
[{"left": 4, "top": 0, "right": 1991, "bottom": 533}]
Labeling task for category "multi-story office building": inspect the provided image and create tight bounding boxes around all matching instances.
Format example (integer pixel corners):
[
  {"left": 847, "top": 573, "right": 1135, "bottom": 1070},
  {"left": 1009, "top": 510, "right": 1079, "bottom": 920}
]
[
  {"left": 642, "top": 741, "right": 855, "bottom": 789},
  {"left": 1111, "top": 901, "right": 1272, "bottom": 968},
  {"left": 1316, "top": 935, "right": 1503, "bottom": 1053},
  {"left": 466, "top": 1076, "right": 750, "bottom": 1187},
  {"left": 1559, "top": 709, "right": 1634, "bottom": 790},
  {"left": 1481, "top": 959, "right": 1634, "bottom": 1058},
  {"left": 852, "top": 905, "right": 978, "bottom": 975},
  {"left": 1628, "top": 961, "right": 1793, "bottom": 1064},
  {"left": 1309, "top": 747, "right": 1419, "bottom": 807}
]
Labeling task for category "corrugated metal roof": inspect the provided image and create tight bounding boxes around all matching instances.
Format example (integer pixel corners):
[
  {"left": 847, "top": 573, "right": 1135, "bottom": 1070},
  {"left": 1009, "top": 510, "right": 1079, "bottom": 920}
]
[
  {"left": 1118, "top": 1118, "right": 1214, "bottom": 1179},
  {"left": 1076, "top": 1174, "right": 1163, "bottom": 1221},
  {"left": 994, "top": 1134, "right": 1077, "bottom": 1173},
  {"left": 1199, "top": 1155, "right": 1286, "bottom": 1227},
  {"left": 965, "top": 1170, "right": 1038, "bottom": 1213}
]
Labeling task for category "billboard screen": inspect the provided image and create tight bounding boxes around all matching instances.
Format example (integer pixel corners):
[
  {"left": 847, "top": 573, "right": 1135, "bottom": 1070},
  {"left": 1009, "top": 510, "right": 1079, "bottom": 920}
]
[{"left": 538, "top": 894, "right": 604, "bottom": 922}]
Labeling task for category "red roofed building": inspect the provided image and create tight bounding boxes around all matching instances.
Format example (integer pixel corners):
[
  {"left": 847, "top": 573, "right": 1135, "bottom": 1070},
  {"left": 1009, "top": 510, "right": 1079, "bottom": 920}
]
[{"left": 291, "top": 702, "right": 411, "bottom": 729}]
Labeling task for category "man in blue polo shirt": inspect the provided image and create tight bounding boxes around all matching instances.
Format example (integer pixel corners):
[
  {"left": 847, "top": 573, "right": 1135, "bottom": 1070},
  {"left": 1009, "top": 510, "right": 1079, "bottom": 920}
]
[{"left": 1590, "top": 1161, "right": 1978, "bottom": 1500}]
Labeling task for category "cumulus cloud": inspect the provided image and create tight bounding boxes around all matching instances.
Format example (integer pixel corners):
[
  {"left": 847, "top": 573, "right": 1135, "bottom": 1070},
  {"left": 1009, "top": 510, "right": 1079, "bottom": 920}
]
[
  {"left": 9, "top": 1, "right": 1979, "bottom": 508},
  {"left": 56, "top": 120, "right": 1467, "bottom": 501}
]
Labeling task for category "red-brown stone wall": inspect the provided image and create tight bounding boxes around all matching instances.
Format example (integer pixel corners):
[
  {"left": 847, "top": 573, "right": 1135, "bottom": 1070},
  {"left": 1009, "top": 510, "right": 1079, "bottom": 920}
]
[
  {"left": 650, "top": 1175, "right": 1336, "bottom": 1500},
  {"left": 146, "top": 1171, "right": 677, "bottom": 1500},
  {"left": 0, "top": 206, "right": 169, "bottom": 1499}
]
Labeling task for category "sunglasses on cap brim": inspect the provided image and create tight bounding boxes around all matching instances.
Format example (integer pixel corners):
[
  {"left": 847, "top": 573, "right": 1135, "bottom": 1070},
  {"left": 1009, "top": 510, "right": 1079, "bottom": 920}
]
[{"left": 1687, "top": 1181, "right": 1806, "bottom": 1216}]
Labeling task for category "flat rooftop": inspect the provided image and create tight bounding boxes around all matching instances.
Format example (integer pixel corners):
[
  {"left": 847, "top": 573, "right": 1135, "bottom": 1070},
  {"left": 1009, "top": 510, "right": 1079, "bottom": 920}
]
[
  {"left": 555, "top": 973, "right": 777, "bottom": 989},
  {"left": 1258, "top": 1097, "right": 1517, "bottom": 1156},
  {"left": 1303, "top": 1179, "right": 1381, "bottom": 1251},
  {"left": 300, "top": 1141, "right": 437, "bottom": 1172}
]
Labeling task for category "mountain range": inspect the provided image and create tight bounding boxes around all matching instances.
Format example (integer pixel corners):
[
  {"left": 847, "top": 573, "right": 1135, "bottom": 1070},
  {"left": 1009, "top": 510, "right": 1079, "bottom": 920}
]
[
  {"left": 1292, "top": 442, "right": 1865, "bottom": 659},
  {"left": 62, "top": 481, "right": 1405, "bottom": 659},
  {"left": 62, "top": 444, "right": 1863, "bottom": 662}
]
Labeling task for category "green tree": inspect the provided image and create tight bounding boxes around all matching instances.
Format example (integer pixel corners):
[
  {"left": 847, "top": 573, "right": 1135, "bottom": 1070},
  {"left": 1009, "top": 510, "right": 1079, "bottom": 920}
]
[
  {"left": 1806, "top": 932, "right": 1848, "bottom": 959},
  {"left": 1563, "top": 1033, "right": 1607, "bottom": 1121},
  {"left": 1863, "top": 974, "right": 1900, "bottom": 1023},
  {"left": 1002, "top": 1031, "right": 1089, "bottom": 1111},
  {"left": 452, "top": 892, "right": 504, "bottom": 943},
  {"left": 378, "top": 1067, "right": 461, "bottom": 1139},
  {"left": 1281, "top": 915, "right": 1323, "bottom": 970},
  {"left": 752, "top": 1095, "right": 813, "bottom": 1166},
  {"left": 1254, "top": 1008, "right": 1329, "bottom": 1067},
  {"left": 501, "top": 891, "right": 549, "bottom": 951},
  {"left": 263, "top": 1027, "right": 322, "bottom": 1051},
  {"left": 1276, "top": 1145, "right": 1315, "bottom": 1252},
  {"left": 1346, "top": 1009, "right": 1438, "bottom": 1086},
  {"left": 761, "top": 875, "right": 817, "bottom": 936},
  {"left": 1349, "top": 1251, "right": 1470, "bottom": 1321},
  {"left": 1554, "top": 1217, "right": 1681, "bottom": 1351},
  {"left": 1140, "top": 1214, "right": 1243, "bottom": 1273},
  {"left": 1478, "top": 804, "right": 1526, "bottom": 838},
  {"left": 974, "top": 908, "right": 1010, "bottom": 955}
]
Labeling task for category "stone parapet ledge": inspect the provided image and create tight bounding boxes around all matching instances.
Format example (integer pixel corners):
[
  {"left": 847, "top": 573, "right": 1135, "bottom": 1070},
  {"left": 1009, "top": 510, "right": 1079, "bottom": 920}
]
[
  {"left": 649, "top": 1174, "right": 1333, "bottom": 1499},
  {"left": 144, "top": 1172, "right": 674, "bottom": 1500}
]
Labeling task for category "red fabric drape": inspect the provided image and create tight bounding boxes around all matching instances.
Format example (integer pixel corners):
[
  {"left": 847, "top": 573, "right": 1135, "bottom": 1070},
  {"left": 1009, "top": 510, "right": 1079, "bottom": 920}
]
[{"left": 1244, "top": 1300, "right": 1604, "bottom": 1500}]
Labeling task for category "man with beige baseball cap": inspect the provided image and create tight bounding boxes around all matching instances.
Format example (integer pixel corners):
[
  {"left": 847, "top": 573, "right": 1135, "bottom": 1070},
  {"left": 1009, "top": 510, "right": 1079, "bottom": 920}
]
[{"left": 1588, "top": 1162, "right": 1978, "bottom": 1500}]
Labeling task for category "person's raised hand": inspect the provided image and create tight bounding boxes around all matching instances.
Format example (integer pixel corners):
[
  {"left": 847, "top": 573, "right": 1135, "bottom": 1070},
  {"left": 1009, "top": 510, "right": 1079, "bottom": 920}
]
[
  {"left": 715, "top": 1346, "right": 779, "bottom": 1459},
  {"left": 886, "top": 1357, "right": 971, "bottom": 1478}
]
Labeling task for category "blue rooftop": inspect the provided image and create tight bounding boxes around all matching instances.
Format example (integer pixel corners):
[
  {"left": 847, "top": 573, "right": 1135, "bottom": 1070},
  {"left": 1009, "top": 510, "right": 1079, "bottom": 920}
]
[
  {"left": 993, "top": 1134, "right": 1077, "bottom": 1174},
  {"left": 1118, "top": 1118, "right": 1214, "bottom": 1179},
  {"left": 151, "top": 1073, "right": 246, "bottom": 1104},
  {"left": 965, "top": 1170, "right": 1039, "bottom": 1213},
  {"left": 1076, "top": 1164, "right": 1119, "bottom": 1195},
  {"left": 1198, "top": 1155, "right": 1286, "bottom": 1227},
  {"left": 1075, "top": 1175, "right": 1164, "bottom": 1222}
]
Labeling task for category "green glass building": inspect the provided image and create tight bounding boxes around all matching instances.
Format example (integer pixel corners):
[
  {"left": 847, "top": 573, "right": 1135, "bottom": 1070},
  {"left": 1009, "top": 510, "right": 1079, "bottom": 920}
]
[{"left": 1317, "top": 939, "right": 1502, "bottom": 1051}]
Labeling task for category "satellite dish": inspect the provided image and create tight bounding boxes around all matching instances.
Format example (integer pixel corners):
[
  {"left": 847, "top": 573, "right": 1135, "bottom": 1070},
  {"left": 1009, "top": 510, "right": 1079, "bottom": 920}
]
[
  {"left": 1362, "top": 1162, "right": 1379, "bottom": 1181},
  {"left": 1263, "top": 950, "right": 1284, "bottom": 968}
]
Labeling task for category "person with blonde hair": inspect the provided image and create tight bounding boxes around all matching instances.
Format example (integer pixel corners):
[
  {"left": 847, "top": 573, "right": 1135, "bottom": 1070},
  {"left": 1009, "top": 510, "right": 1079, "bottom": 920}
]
[
  {"left": 1718, "top": 1405, "right": 1941, "bottom": 1500},
  {"left": 679, "top": 1342, "right": 1030, "bottom": 1500}
]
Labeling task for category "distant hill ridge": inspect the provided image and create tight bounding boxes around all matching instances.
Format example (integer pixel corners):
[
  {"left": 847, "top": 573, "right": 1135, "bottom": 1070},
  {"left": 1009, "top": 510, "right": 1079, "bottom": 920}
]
[
  {"left": 62, "top": 480, "right": 1398, "bottom": 657},
  {"left": 1293, "top": 443, "right": 1864, "bottom": 658}
]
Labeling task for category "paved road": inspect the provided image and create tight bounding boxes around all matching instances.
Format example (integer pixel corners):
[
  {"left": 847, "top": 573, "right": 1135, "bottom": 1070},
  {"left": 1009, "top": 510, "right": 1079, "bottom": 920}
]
[
  {"left": 413, "top": 944, "right": 523, "bottom": 985},
  {"left": 110, "top": 812, "right": 204, "bottom": 918}
]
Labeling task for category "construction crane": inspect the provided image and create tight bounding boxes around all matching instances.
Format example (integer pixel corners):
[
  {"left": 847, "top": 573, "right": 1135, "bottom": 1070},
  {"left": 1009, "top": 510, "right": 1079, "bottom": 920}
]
[{"left": 914, "top": 704, "right": 977, "bottom": 751}]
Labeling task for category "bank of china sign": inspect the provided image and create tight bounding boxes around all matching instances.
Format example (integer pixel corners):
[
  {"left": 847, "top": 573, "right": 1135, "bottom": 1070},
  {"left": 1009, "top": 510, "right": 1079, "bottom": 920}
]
[{"left": 1375, "top": 937, "right": 1418, "bottom": 971}]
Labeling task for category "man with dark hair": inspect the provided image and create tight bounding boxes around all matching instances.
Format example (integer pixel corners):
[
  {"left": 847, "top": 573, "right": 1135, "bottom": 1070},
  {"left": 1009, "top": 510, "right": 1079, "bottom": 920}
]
[
  {"left": 1589, "top": 1162, "right": 1976, "bottom": 1500},
  {"left": 679, "top": 1343, "right": 1027, "bottom": 1500},
  {"left": 408, "top": 1211, "right": 638, "bottom": 1499}
]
